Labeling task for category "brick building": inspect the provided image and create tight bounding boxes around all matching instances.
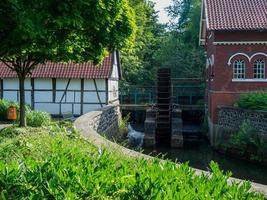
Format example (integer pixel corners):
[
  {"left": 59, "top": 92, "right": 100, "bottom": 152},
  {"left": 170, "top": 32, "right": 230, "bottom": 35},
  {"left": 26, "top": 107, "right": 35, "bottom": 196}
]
[{"left": 199, "top": 0, "right": 267, "bottom": 144}]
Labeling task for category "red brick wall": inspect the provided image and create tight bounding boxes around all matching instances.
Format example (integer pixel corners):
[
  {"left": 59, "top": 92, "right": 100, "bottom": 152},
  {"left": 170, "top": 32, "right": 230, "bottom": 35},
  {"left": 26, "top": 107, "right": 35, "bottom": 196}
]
[
  {"left": 206, "top": 31, "right": 267, "bottom": 124},
  {"left": 215, "top": 31, "right": 267, "bottom": 42},
  {"left": 214, "top": 44, "right": 267, "bottom": 91}
]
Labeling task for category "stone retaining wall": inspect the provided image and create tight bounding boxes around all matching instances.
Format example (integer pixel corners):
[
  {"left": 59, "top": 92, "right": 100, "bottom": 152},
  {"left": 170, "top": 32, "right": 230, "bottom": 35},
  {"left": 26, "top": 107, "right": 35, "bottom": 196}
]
[
  {"left": 218, "top": 106, "right": 267, "bottom": 134},
  {"left": 88, "top": 105, "right": 121, "bottom": 139},
  {"left": 74, "top": 104, "right": 152, "bottom": 159}
]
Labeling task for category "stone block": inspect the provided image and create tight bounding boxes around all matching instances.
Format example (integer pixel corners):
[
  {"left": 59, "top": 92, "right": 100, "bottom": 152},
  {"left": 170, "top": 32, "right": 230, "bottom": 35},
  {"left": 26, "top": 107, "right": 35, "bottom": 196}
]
[
  {"left": 172, "top": 109, "right": 182, "bottom": 118},
  {"left": 143, "top": 135, "right": 156, "bottom": 148},
  {"left": 145, "top": 121, "right": 156, "bottom": 135},
  {"left": 146, "top": 108, "right": 157, "bottom": 119},
  {"left": 171, "top": 135, "right": 183, "bottom": 148}
]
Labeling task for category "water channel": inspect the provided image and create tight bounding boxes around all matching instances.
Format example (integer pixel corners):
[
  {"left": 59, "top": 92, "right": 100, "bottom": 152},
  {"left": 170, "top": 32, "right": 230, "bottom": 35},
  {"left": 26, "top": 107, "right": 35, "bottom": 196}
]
[
  {"left": 143, "top": 143, "right": 267, "bottom": 185},
  {"left": 123, "top": 109, "right": 267, "bottom": 185}
]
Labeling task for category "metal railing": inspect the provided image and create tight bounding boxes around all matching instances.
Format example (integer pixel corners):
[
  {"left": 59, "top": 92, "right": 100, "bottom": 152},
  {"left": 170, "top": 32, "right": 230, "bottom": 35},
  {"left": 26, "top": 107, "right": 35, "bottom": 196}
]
[{"left": 119, "top": 84, "right": 205, "bottom": 106}]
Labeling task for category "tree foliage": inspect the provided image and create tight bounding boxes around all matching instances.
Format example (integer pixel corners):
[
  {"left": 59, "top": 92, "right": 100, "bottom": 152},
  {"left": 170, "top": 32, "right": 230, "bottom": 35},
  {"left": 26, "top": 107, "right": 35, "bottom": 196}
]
[
  {"left": 120, "top": 0, "right": 205, "bottom": 88},
  {"left": 156, "top": 0, "right": 205, "bottom": 78},
  {"left": 120, "top": 0, "right": 164, "bottom": 88},
  {"left": 0, "top": 0, "right": 135, "bottom": 64},
  {"left": 0, "top": 0, "right": 136, "bottom": 126}
]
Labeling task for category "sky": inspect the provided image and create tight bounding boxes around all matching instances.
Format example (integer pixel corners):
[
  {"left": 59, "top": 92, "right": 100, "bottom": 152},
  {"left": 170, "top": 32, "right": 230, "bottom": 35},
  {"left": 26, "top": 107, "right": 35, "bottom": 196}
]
[{"left": 151, "top": 0, "right": 172, "bottom": 24}]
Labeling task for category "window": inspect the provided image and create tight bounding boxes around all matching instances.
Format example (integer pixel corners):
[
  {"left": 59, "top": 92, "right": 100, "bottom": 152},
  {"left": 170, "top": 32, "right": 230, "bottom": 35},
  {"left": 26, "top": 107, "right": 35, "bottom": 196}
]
[
  {"left": 253, "top": 59, "right": 265, "bottom": 79},
  {"left": 233, "top": 60, "right": 245, "bottom": 79}
]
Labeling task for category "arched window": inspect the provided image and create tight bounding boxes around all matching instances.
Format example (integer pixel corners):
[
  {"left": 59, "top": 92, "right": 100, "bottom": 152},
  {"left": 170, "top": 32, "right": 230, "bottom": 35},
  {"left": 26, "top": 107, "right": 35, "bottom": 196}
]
[
  {"left": 233, "top": 60, "right": 245, "bottom": 79},
  {"left": 253, "top": 59, "right": 265, "bottom": 79}
]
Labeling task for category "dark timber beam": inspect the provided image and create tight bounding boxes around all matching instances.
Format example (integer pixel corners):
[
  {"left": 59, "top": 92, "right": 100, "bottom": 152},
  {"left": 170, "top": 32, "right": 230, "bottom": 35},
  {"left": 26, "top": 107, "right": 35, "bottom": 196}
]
[
  {"left": 80, "top": 79, "right": 84, "bottom": 115},
  {"left": 93, "top": 79, "right": 103, "bottom": 108},
  {"left": 0, "top": 79, "right": 3, "bottom": 99},
  {"left": 52, "top": 78, "right": 56, "bottom": 103},
  {"left": 105, "top": 79, "right": 109, "bottom": 105},
  {"left": 31, "top": 78, "right": 35, "bottom": 110}
]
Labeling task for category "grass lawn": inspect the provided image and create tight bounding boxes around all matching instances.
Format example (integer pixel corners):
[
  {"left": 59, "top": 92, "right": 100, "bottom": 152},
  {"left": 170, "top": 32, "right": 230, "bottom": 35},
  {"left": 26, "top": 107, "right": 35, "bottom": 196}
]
[{"left": 0, "top": 122, "right": 264, "bottom": 199}]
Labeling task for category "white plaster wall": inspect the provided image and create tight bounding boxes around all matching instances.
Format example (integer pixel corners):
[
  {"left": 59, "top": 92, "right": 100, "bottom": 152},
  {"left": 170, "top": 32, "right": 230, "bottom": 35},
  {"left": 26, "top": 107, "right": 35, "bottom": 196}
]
[
  {"left": 35, "top": 91, "right": 53, "bottom": 102},
  {"left": 1, "top": 78, "right": 110, "bottom": 115},
  {"left": 83, "top": 104, "right": 102, "bottom": 113},
  {"left": 35, "top": 103, "right": 60, "bottom": 115},
  {"left": 84, "top": 79, "right": 106, "bottom": 90},
  {"left": 35, "top": 78, "right": 52, "bottom": 90},
  {"left": 56, "top": 79, "right": 81, "bottom": 90},
  {"left": 84, "top": 91, "right": 106, "bottom": 103},
  {"left": 2, "top": 78, "right": 32, "bottom": 106},
  {"left": 111, "top": 64, "right": 119, "bottom": 79},
  {"left": 3, "top": 78, "right": 31, "bottom": 90},
  {"left": 3, "top": 78, "right": 19, "bottom": 90},
  {"left": 108, "top": 79, "right": 119, "bottom": 103},
  {"left": 60, "top": 104, "right": 77, "bottom": 114},
  {"left": 56, "top": 79, "right": 81, "bottom": 103},
  {"left": 56, "top": 91, "right": 82, "bottom": 103},
  {"left": 34, "top": 79, "right": 53, "bottom": 105}
]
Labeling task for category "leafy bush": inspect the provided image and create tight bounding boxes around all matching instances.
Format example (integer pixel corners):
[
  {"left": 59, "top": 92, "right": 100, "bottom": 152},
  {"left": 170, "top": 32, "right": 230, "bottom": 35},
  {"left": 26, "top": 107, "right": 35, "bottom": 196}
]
[
  {"left": 26, "top": 110, "right": 51, "bottom": 127},
  {"left": 119, "top": 113, "right": 130, "bottom": 137},
  {"left": 227, "top": 120, "right": 267, "bottom": 162},
  {"left": 0, "top": 124, "right": 264, "bottom": 199},
  {"left": 237, "top": 92, "right": 267, "bottom": 111},
  {"left": 0, "top": 99, "right": 19, "bottom": 120}
]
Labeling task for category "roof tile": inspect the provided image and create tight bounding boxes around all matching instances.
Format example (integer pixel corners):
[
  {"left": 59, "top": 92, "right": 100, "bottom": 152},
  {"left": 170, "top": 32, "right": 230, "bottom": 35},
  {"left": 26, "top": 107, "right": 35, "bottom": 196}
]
[
  {"left": 205, "top": 0, "right": 267, "bottom": 30},
  {"left": 0, "top": 55, "right": 113, "bottom": 79}
]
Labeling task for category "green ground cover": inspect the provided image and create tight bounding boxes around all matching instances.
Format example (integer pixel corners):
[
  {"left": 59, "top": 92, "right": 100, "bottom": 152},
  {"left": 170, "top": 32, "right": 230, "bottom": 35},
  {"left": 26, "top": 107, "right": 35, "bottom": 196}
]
[
  {"left": 0, "top": 122, "right": 264, "bottom": 199},
  {"left": 221, "top": 120, "right": 267, "bottom": 163}
]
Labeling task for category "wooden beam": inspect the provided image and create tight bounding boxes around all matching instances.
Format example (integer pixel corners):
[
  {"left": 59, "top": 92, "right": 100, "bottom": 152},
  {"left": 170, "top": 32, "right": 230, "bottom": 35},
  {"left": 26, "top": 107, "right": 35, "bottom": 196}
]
[
  {"left": 0, "top": 79, "right": 3, "bottom": 99},
  {"left": 105, "top": 79, "right": 109, "bottom": 105},
  {"left": 93, "top": 79, "right": 103, "bottom": 108},
  {"left": 52, "top": 78, "right": 56, "bottom": 103},
  {"left": 80, "top": 79, "right": 84, "bottom": 115},
  {"left": 31, "top": 78, "right": 35, "bottom": 110},
  {"left": 59, "top": 79, "right": 71, "bottom": 115}
]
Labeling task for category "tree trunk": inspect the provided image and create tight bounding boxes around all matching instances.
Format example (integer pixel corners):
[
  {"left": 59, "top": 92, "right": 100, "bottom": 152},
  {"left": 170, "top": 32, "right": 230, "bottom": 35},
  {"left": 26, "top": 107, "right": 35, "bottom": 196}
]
[{"left": 19, "top": 76, "right": 26, "bottom": 127}]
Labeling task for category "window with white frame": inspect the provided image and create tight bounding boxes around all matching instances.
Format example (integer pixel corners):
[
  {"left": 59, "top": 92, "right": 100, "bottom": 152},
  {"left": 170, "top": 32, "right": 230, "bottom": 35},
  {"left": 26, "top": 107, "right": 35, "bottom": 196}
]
[
  {"left": 233, "top": 60, "right": 245, "bottom": 79},
  {"left": 253, "top": 59, "right": 265, "bottom": 79}
]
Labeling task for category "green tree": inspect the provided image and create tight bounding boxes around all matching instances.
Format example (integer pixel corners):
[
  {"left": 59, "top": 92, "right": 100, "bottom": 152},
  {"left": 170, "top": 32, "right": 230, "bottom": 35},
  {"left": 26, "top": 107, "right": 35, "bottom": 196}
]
[
  {"left": 0, "top": 0, "right": 135, "bottom": 127},
  {"left": 120, "top": 0, "right": 164, "bottom": 88},
  {"left": 156, "top": 0, "right": 205, "bottom": 78}
]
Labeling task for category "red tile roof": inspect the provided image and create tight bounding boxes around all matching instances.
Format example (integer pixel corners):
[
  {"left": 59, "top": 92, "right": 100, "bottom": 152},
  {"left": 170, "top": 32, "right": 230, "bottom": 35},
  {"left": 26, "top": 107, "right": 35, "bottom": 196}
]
[
  {"left": 205, "top": 0, "right": 267, "bottom": 31},
  {"left": 0, "top": 55, "right": 113, "bottom": 79}
]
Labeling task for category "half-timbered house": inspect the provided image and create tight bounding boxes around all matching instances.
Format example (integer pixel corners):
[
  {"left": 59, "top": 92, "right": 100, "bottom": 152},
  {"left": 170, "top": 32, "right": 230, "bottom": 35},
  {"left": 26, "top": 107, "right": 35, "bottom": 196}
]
[{"left": 0, "top": 52, "right": 121, "bottom": 116}]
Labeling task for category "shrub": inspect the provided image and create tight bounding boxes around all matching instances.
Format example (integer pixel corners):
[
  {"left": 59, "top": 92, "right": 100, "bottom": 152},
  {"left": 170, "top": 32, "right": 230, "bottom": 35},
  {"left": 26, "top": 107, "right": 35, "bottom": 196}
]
[
  {"left": 119, "top": 113, "right": 130, "bottom": 137},
  {"left": 0, "top": 124, "right": 264, "bottom": 199},
  {"left": 0, "top": 99, "right": 51, "bottom": 127},
  {"left": 26, "top": 110, "right": 51, "bottom": 127},
  {"left": 0, "top": 99, "right": 19, "bottom": 120},
  {"left": 237, "top": 92, "right": 267, "bottom": 111},
  {"left": 227, "top": 120, "right": 267, "bottom": 162}
]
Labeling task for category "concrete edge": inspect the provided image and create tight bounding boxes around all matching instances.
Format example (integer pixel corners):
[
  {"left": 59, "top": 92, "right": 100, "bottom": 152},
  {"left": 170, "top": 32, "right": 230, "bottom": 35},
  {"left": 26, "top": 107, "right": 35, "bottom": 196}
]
[{"left": 74, "top": 109, "right": 267, "bottom": 197}]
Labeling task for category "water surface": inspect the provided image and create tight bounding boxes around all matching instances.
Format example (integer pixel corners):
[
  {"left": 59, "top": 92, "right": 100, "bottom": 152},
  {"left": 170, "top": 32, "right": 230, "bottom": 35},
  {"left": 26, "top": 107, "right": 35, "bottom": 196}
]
[{"left": 144, "top": 142, "right": 267, "bottom": 185}]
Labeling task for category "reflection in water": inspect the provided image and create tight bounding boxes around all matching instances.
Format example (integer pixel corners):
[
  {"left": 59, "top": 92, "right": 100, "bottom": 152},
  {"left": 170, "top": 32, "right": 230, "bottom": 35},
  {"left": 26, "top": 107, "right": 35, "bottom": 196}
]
[{"left": 143, "top": 142, "right": 267, "bottom": 185}]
